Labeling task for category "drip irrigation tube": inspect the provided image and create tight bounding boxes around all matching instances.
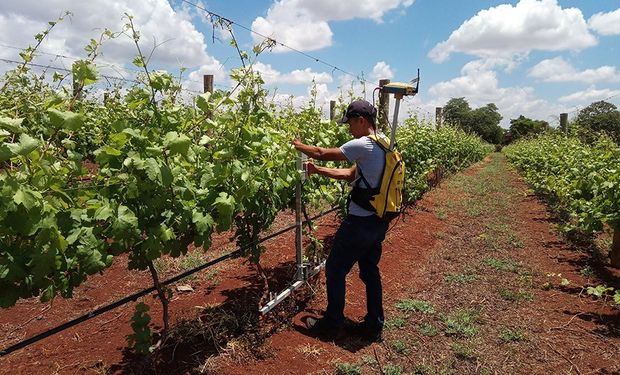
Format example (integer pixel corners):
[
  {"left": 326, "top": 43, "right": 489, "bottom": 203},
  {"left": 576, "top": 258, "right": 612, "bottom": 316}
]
[{"left": 0, "top": 206, "right": 339, "bottom": 357}]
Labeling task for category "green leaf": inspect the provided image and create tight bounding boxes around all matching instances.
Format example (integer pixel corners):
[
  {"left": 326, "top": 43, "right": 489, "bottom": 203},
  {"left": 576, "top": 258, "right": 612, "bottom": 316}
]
[
  {"left": 94, "top": 204, "right": 114, "bottom": 221},
  {"left": 114, "top": 205, "right": 138, "bottom": 233},
  {"left": 78, "top": 247, "right": 107, "bottom": 274},
  {"left": 72, "top": 60, "right": 98, "bottom": 86},
  {"left": 0, "top": 117, "right": 25, "bottom": 133},
  {"left": 164, "top": 131, "right": 191, "bottom": 156},
  {"left": 48, "top": 109, "right": 84, "bottom": 131},
  {"left": 144, "top": 158, "right": 161, "bottom": 183},
  {"left": 161, "top": 163, "right": 173, "bottom": 187},
  {"left": 196, "top": 92, "right": 211, "bottom": 112},
  {"left": 192, "top": 210, "right": 214, "bottom": 235},
  {"left": 0, "top": 134, "right": 39, "bottom": 161},
  {"left": 213, "top": 192, "right": 235, "bottom": 232},
  {"left": 13, "top": 188, "right": 42, "bottom": 210}
]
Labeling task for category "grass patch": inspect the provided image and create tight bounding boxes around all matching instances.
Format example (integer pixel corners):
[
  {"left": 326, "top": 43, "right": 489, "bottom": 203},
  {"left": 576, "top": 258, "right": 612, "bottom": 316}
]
[
  {"left": 445, "top": 267, "right": 478, "bottom": 284},
  {"left": 580, "top": 265, "right": 596, "bottom": 279},
  {"left": 435, "top": 208, "right": 448, "bottom": 220},
  {"left": 499, "top": 327, "right": 526, "bottom": 343},
  {"left": 153, "top": 250, "right": 208, "bottom": 280},
  {"left": 391, "top": 340, "right": 408, "bottom": 354},
  {"left": 418, "top": 322, "right": 439, "bottom": 337},
  {"left": 385, "top": 317, "right": 407, "bottom": 330},
  {"left": 481, "top": 257, "right": 520, "bottom": 273},
  {"left": 395, "top": 299, "right": 435, "bottom": 314},
  {"left": 385, "top": 364, "right": 405, "bottom": 375},
  {"left": 334, "top": 362, "right": 362, "bottom": 375},
  {"left": 442, "top": 309, "right": 480, "bottom": 338},
  {"left": 498, "top": 288, "right": 534, "bottom": 302},
  {"left": 451, "top": 340, "right": 477, "bottom": 360}
]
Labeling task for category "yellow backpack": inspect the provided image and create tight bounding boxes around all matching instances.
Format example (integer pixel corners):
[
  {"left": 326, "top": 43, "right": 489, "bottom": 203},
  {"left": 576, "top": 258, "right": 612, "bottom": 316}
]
[{"left": 351, "top": 134, "right": 405, "bottom": 220}]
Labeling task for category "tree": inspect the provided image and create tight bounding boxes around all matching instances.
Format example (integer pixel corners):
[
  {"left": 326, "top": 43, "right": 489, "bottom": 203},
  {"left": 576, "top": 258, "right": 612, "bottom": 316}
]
[
  {"left": 469, "top": 104, "right": 504, "bottom": 144},
  {"left": 509, "top": 115, "right": 550, "bottom": 141},
  {"left": 443, "top": 97, "right": 471, "bottom": 129},
  {"left": 442, "top": 98, "right": 504, "bottom": 144},
  {"left": 574, "top": 101, "right": 620, "bottom": 144}
]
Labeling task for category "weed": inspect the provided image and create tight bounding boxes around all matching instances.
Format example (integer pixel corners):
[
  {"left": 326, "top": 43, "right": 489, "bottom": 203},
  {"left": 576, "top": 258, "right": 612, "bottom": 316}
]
[
  {"left": 445, "top": 270, "right": 478, "bottom": 284},
  {"left": 518, "top": 271, "right": 534, "bottom": 288},
  {"left": 508, "top": 233, "right": 524, "bottom": 248},
  {"left": 498, "top": 288, "right": 534, "bottom": 302},
  {"left": 395, "top": 299, "right": 435, "bottom": 314},
  {"left": 385, "top": 364, "right": 405, "bottom": 375},
  {"left": 442, "top": 309, "right": 480, "bottom": 337},
  {"left": 205, "top": 269, "right": 219, "bottom": 282},
  {"left": 451, "top": 340, "right": 477, "bottom": 360},
  {"left": 580, "top": 265, "right": 596, "bottom": 279},
  {"left": 334, "top": 362, "right": 362, "bottom": 375},
  {"left": 481, "top": 257, "right": 520, "bottom": 273},
  {"left": 385, "top": 317, "right": 407, "bottom": 330},
  {"left": 466, "top": 205, "right": 484, "bottom": 217},
  {"left": 418, "top": 322, "right": 439, "bottom": 337},
  {"left": 391, "top": 340, "right": 408, "bottom": 354},
  {"left": 499, "top": 328, "right": 526, "bottom": 342},
  {"left": 435, "top": 208, "right": 448, "bottom": 220},
  {"left": 361, "top": 355, "right": 377, "bottom": 366}
]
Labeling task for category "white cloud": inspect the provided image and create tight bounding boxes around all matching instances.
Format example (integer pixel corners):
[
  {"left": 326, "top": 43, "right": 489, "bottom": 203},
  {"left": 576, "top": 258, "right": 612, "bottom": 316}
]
[
  {"left": 429, "top": 0, "right": 597, "bottom": 63},
  {"left": 529, "top": 57, "right": 620, "bottom": 83},
  {"left": 426, "top": 62, "right": 559, "bottom": 127},
  {"left": 558, "top": 86, "right": 620, "bottom": 103},
  {"left": 253, "top": 62, "right": 333, "bottom": 85},
  {"left": 588, "top": 8, "right": 620, "bottom": 36},
  {"left": 370, "top": 61, "right": 394, "bottom": 81},
  {"left": 0, "top": 0, "right": 223, "bottom": 87},
  {"left": 251, "top": 0, "right": 414, "bottom": 52}
]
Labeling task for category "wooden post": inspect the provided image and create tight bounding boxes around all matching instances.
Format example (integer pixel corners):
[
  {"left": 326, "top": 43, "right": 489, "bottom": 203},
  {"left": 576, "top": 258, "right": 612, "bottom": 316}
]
[
  {"left": 203, "top": 74, "right": 213, "bottom": 94},
  {"left": 611, "top": 227, "right": 620, "bottom": 268},
  {"left": 436, "top": 107, "right": 443, "bottom": 128},
  {"left": 560, "top": 113, "right": 568, "bottom": 134},
  {"left": 329, "top": 100, "right": 336, "bottom": 121},
  {"left": 378, "top": 79, "right": 390, "bottom": 133}
]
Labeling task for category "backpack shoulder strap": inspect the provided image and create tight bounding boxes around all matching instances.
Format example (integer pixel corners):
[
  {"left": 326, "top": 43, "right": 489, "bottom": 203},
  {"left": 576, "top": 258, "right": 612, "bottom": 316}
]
[{"left": 367, "top": 134, "right": 390, "bottom": 152}]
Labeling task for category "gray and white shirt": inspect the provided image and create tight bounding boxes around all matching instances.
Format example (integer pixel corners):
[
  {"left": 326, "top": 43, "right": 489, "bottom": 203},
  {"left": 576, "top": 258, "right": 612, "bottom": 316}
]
[{"left": 339, "top": 133, "right": 386, "bottom": 216}]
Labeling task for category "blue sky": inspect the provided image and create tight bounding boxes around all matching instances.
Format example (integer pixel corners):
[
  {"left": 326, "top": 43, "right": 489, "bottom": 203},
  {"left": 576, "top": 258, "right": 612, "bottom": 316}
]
[{"left": 1, "top": 0, "right": 619, "bottom": 127}]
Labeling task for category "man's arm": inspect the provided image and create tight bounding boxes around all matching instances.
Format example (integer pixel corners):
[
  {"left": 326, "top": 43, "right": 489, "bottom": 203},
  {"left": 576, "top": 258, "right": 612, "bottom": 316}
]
[
  {"left": 292, "top": 139, "right": 348, "bottom": 161},
  {"left": 307, "top": 162, "right": 356, "bottom": 182}
]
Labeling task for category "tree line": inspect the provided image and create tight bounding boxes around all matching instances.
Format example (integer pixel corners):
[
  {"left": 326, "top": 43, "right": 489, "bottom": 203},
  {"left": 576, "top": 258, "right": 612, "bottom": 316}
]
[{"left": 441, "top": 97, "right": 620, "bottom": 145}]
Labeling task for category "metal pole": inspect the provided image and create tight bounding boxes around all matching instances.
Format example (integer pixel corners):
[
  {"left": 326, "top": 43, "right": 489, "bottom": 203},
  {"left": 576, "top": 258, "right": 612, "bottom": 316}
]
[
  {"left": 295, "top": 152, "right": 306, "bottom": 280},
  {"left": 390, "top": 97, "right": 402, "bottom": 151}
]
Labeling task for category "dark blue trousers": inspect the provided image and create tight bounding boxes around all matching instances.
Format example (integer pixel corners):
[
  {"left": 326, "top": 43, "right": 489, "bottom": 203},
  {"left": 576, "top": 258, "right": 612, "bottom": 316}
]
[{"left": 324, "top": 214, "right": 389, "bottom": 330}]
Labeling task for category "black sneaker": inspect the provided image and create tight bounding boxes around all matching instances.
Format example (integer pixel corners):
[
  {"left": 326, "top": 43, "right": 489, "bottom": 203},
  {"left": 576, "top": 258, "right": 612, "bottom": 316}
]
[
  {"left": 304, "top": 316, "right": 341, "bottom": 338},
  {"left": 345, "top": 321, "right": 383, "bottom": 342}
]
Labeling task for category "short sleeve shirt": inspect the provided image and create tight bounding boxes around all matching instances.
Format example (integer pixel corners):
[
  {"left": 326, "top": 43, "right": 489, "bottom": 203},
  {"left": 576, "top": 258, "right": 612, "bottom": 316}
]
[{"left": 339, "top": 134, "right": 386, "bottom": 216}]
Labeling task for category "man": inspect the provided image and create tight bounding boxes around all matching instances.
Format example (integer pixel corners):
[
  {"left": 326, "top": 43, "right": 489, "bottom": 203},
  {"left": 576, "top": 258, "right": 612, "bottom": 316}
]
[{"left": 293, "top": 99, "right": 389, "bottom": 342}]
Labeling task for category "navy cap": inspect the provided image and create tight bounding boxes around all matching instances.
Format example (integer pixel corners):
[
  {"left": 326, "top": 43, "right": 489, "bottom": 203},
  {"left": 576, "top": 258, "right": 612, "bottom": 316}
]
[{"left": 338, "top": 100, "right": 377, "bottom": 125}]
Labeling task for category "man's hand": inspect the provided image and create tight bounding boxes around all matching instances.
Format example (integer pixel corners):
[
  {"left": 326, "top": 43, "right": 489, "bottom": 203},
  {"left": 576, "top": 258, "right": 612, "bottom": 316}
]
[
  {"left": 292, "top": 138, "right": 304, "bottom": 150},
  {"left": 306, "top": 161, "right": 319, "bottom": 176},
  {"left": 291, "top": 137, "right": 347, "bottom": 161}
]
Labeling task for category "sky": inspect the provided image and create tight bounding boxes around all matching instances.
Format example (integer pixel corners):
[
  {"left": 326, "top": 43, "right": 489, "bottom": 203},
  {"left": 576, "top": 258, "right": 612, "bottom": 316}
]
[{"left": 1, "top": 0, "right": 619, "bottom": 128}]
